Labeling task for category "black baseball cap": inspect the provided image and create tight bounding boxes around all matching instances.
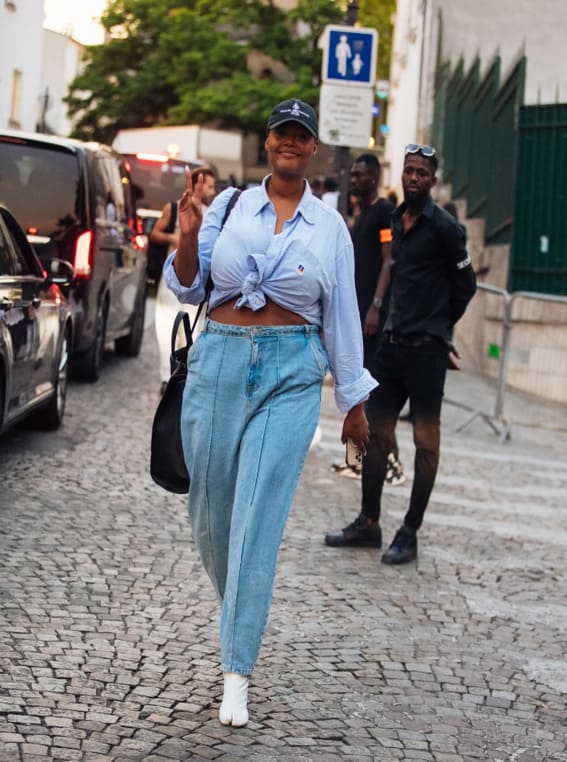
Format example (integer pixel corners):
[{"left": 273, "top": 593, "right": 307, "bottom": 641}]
[{"left": 267, "top": 99, "right": 318, "bottom": 139}]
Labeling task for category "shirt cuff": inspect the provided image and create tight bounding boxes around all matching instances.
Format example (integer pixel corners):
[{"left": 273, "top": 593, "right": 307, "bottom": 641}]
[
  {"left": 163, "top": 251, "right": 204, "bottom": 302},
  {"left": 334, "top": 369, "right": 378, "bottom": 414}
]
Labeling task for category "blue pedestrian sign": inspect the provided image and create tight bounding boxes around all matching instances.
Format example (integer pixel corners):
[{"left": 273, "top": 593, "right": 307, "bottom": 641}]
[{"left": 321, "top": 25, "right": 378, "bottom": 88}]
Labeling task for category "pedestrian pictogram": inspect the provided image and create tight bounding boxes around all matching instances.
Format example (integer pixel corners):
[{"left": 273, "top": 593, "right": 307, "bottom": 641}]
[{"left": 321, "top": 25, "right": 378, "bottom": 88}]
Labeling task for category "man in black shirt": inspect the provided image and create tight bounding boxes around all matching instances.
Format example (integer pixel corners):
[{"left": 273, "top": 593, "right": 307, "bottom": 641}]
[{"left": 325, "top": 144, "right": 476, "bottom": 564}]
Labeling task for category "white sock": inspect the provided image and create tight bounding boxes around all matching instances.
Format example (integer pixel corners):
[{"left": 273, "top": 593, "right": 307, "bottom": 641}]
[{"left": 219, "top": 672, "right": 249, "bottom": 727}]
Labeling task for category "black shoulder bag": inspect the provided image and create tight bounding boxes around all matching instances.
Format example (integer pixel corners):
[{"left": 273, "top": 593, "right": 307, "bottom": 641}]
[{"left": 149, "top": 189, "right": 241, "bottom": 493}]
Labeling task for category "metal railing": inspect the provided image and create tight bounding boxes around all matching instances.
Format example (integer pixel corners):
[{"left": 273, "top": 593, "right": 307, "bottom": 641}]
[{"left": 449, "top": 284, "right": 567, "bottom": 443}]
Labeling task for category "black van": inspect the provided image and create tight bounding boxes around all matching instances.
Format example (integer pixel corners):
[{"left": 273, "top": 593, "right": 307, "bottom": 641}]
[{"left": 0, "top": 130, "right": 147, "bottom": 381}]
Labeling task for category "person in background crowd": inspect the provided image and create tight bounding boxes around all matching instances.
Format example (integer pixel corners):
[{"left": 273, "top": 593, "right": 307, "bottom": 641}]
[
  {"left": 347, "top": 192, "right": 361, "bottom": 229},
  {"left": 152, "top": 168, "right": 216, "bottom": 393},
  {"left": 325, "top": 143, "right": 476, "bottom": 564},
  {"left": 310, "top": 176, "right": 323, "bottom": 199},
  {"left": 386, "top": 189, "right": 398, "bottom": 206},
  {"left": 443, "top": 200, "right": 458, "bottom": 220},
  {"left": 163, "top": 99, "right": 376, "bottom": 726},
  {"left": 321, "top": 176, "right": 340, "bottom": 209},
  {"left": 329, "top": 153, "right": 405, "bottom": 487}
]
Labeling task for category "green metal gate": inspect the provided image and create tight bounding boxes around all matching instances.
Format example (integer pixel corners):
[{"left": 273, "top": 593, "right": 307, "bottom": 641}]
[
  {"left": 511, "top": 104, "right": 567, "bottom": 294},
  {"left": 467, "top": 56, "right": 500, "bottom": 218},
  {"left": 432, "top": 43, "right": 567, "bottom": 295},
  {"left": 434, "top": 53, "right": 525, "bottom": 246},
  {"left": 440, "top": 58, "right": 463, "bottom": 184},
  {"left": 484, "top": 56, "right": 526, "bottom": 245},
  {"left": 452, "top": 57, "right": 479, "bottom": 198}
]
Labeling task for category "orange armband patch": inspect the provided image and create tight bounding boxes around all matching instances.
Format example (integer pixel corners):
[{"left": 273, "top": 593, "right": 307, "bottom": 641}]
[{"left": 379, "top": 228, "right": 393, "bottom": 244}]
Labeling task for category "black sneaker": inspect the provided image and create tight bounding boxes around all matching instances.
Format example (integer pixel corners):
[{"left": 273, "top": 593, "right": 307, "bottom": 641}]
[
  {"left": 325, "top": 513, "right": 382, "bottom": 548},
  {"left": 381, "top": 525, "right": 417, "bottom": 565}
]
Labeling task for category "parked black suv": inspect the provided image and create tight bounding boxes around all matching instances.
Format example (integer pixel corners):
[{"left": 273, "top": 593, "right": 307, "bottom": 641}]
[{"left": 0, "top": 130, "right": 147, "bottom": 381}]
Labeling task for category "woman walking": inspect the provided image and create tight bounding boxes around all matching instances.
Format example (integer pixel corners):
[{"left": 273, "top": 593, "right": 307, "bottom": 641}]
[{"left": 164, "top": 99, "right": 376, "bottom": 726}]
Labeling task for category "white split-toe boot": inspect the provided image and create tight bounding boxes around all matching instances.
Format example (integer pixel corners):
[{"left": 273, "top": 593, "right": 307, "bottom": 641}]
[{"left": 219, "top": 672, "right": 249, "bottom": 727}]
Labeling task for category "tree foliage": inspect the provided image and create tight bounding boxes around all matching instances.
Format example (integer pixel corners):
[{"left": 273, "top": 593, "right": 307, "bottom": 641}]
[
  {"left": 359, "top": 0, "right": 395, "bottom": 81},
  {"left": 66, "top": 0, "right": 394, "bottom": 143}
]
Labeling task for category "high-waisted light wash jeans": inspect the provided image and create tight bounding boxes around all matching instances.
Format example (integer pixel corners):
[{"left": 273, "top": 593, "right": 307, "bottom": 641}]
[{"left": 181, "top": 318, "right": 329, "bottom": 675}]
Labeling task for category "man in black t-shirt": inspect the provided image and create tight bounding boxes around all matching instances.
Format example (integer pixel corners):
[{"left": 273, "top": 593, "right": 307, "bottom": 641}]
[
  {"left": 349, "top": 154, "right": 394, "bottom": 368},
  {"left": 331, "top": 154, "right": 404, "bottom": 486}
]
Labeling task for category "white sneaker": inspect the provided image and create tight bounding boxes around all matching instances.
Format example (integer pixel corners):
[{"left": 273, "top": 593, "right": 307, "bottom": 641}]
[
  {"left": 385, "top": 452, "right": 406, "bottom": 486},
  {"left": 331, "top": 461, "right": 362, "bottom": 480}
]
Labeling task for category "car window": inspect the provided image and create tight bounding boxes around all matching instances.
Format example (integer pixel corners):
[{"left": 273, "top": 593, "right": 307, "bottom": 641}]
[
  {"left": 0, "top": 141, "right": 80, "bottom": 236},
  {"left": 9, "top": 231, "right": 34, "bottom": 276},
  {"left": 0, "top": 225, "right": 13, "bottom": 276},
  {"left": 117, "top": 160, "right": 135, "bottom": 223},
  {"left": 123, "top": 155, "right": 192, "bottom": 211},
  {"left": 93, "top": 157, "right": 113, "bottom": 221},
  {"left": 94, "top": 156, "right": 127, "bottom": 224}
]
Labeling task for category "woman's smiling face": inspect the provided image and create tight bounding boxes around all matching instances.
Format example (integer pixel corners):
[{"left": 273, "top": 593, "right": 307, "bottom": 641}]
[{"left": 265, "top": 122, "right": 318, "bottom": 179}]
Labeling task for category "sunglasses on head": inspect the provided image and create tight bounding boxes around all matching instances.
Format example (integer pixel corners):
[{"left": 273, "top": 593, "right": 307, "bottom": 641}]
[{"left": 405, "top": 144, "right": 436, "bottom": 158}]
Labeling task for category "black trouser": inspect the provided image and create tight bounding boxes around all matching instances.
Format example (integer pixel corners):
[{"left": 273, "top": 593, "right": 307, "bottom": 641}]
[
  {"left": 363, "top": 330, "right": 399, "bottom": 459},
  {"left": 362, "top": 336, "right": 448, "bottom": 531}
]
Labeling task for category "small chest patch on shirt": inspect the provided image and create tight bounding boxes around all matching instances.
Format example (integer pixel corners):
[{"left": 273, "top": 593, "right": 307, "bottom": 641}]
[{"left": 297, "top": 263, "right": 305, "bottom": 274}]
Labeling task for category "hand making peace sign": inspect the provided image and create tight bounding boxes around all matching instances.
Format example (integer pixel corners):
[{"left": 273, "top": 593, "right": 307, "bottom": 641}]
[{"left": 178, "top": 167, "right": 204, "bottom": 236}]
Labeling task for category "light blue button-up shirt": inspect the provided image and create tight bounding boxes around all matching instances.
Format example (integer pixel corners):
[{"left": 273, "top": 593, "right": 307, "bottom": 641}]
[{"left": 164, "top": 177, "right": 377, "bottom": 412}]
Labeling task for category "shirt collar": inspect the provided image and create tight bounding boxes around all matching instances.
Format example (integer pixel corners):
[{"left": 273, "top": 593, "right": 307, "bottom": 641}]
[
  {"left": 393, "top": 195, "right": 435, "bottom": 222},
  {"left": 251, "top": 175, "right": 316, "bottom": 225}
]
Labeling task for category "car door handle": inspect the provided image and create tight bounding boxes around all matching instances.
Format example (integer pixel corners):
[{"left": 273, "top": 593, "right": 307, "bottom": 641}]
[
  {"left": 32, "top": 297, "right": 41, "bottom": 308},
  {"left": 1, "top": 297, "right": 14, "bottom": 310}
]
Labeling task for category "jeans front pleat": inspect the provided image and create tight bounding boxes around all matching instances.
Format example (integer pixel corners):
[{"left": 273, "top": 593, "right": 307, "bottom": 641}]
[{"left": 181, "top": 319, "right": 327, "bottom": 674}]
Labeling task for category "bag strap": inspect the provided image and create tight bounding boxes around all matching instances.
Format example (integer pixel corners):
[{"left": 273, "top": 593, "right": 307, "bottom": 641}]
[
  {"left": 202, "top": 188, "right": 241, "bottom": 302},
  {"left": 191, "top": 295, "right": 208, "bottom": 335},
  {"left": 220, "top": 188, "right": 241, "bottom": 230},
  {"left": 171, "top": 310, "right": 192, "bottom": 355}
]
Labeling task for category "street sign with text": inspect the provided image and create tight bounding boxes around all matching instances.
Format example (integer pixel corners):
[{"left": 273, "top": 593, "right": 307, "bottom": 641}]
[{"left": 318, "top": 84, "right": 374, "bottom": 148}]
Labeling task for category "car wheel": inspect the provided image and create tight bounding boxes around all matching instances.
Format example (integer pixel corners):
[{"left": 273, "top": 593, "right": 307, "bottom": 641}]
[
  {"left": 114, "top": 287, "right": 146, "bottom": 357},
  {"left": 36, "top": 324, "right": 71, "bottom": 430},
  {"left": 72, "top": 301, "right": 106, "bottom": 382}
]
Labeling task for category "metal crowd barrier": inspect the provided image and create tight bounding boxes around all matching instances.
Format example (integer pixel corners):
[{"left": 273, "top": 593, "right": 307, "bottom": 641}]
[{"left": 448, "top": 284, "right": 567, "bottom": 443}]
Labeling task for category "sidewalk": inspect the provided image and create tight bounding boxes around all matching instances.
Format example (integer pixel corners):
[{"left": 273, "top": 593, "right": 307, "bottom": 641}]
[{"left": 442, "top": 367, "right": 567, "bottom": 454}]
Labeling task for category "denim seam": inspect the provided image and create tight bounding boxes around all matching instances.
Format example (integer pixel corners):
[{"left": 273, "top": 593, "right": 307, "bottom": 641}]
[
  {"left": 308, "top": 335, "right": 329, "bottom": 377},
  {"left": 225, "top": 403, "right": 271, "bottom": 675},
  {"left": 205, "top": 333, "right": 228, "bottom": 596}
]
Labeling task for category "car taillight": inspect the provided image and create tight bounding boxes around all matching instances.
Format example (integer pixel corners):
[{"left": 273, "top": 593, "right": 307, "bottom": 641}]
[
  {"left": 136, "top": 152, "right": 169, "bottom": 163},
  {"left": 74, "top": 231, "right": 93, "bottom": 278}
]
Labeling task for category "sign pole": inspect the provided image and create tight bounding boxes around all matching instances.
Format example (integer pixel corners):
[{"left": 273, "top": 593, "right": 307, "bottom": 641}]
[
  {"left": 326, "top": 2, "right": 369, "bottom": 218},
  {"left": 335, "top": 3, "right": 358, "bottom": 218}
]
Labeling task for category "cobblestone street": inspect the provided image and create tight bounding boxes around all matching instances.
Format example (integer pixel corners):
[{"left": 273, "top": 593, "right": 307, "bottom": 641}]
[{"left": 1, "top": 303, "right": 566, "bottom": 761}]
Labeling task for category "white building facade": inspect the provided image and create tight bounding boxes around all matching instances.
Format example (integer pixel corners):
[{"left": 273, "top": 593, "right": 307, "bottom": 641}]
[
  {"left": 39, "top": 30, "right": 84, "bottom": 136},
  {"left": 0, "top": 0, "right": 44, "bottom": 131}
]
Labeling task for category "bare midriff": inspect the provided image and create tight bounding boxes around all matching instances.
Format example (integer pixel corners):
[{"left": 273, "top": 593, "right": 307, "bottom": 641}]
[{"left": 209, "top": 295, "right": 309, "bottom": 327}]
